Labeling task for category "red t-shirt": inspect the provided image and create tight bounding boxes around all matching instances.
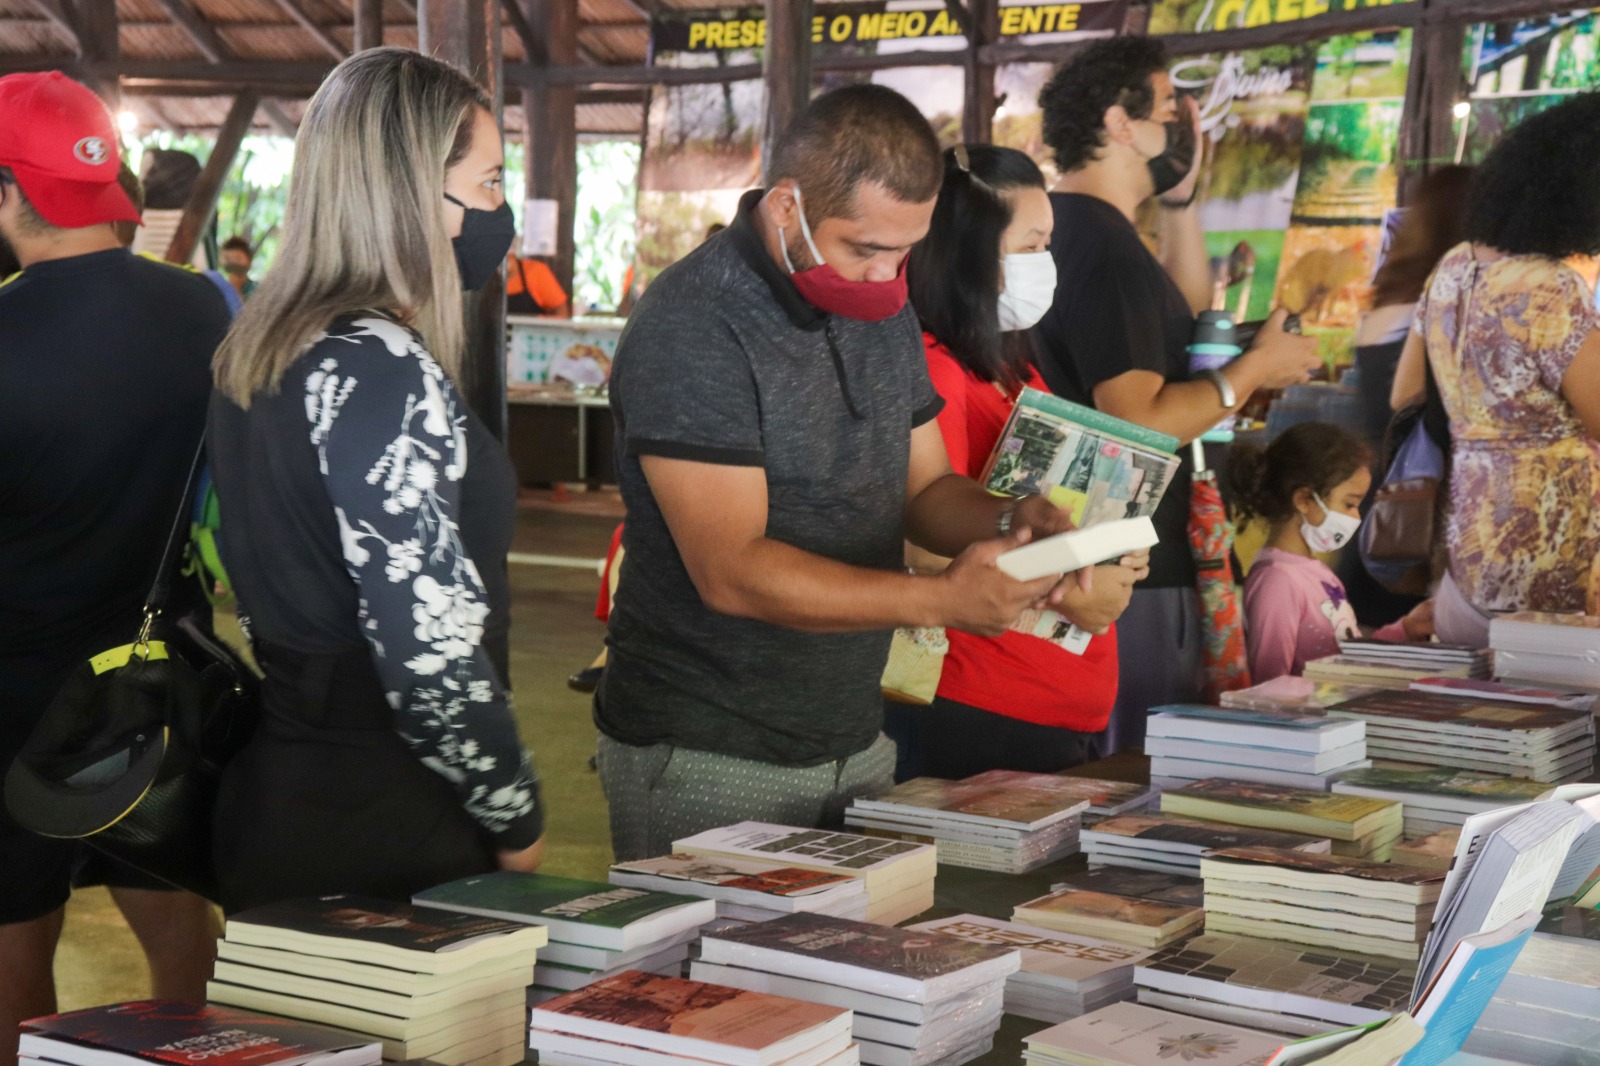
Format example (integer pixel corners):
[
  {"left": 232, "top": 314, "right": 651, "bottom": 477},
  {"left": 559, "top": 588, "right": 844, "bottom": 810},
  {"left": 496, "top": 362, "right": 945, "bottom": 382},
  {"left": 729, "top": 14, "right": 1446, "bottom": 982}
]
[{"left": 924, "top": 333, "right": 1120, "bottom": 731}]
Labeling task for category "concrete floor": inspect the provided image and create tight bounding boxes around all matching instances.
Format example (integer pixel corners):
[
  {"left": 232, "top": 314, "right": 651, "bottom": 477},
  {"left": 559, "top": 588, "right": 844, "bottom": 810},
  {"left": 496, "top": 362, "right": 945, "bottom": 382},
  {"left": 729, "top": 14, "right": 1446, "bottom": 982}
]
[{"left": 53, "top": 490, "right": 624, "bottom": 1010}]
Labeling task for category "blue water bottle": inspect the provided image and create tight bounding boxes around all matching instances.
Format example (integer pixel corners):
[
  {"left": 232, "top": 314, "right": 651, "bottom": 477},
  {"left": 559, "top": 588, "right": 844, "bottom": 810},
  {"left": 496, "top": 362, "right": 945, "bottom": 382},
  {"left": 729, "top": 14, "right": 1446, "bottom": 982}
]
[{"left": 1189, "top": 310, "right": 1244, "bottom": 443}]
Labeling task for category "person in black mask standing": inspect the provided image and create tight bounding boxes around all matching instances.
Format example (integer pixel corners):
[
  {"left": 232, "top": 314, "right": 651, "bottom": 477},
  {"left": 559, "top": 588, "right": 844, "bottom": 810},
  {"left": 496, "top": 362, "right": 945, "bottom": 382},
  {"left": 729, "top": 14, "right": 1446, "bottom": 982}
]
[
  {"left": 206, "top": 48, "right": 545, "bottom": 912},
  {"left": 1031, "top": 38, "right": 1321, "bottom": 753}
]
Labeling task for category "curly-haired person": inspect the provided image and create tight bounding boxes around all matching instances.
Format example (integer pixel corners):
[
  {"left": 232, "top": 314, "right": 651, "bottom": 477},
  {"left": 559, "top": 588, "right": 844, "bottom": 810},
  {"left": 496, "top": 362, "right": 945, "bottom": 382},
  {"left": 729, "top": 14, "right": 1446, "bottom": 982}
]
[
  {"left": 1029, "top": 38, "right": 1320, "bottom": 749},
  {"left": 1391, "top": 92, "right": 1600, "bottom": 646}
]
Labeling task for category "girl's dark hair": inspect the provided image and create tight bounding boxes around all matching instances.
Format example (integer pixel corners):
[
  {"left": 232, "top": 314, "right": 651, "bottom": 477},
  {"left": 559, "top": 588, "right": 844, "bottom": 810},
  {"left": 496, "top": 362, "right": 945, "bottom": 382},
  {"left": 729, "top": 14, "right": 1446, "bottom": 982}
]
[
  {"left": 909, "top": 144, "right": 1046, "bottom": 386},
  {"left": 1371, "top": 165, "right": 1472, "bottom": 309},
  {"left": 1464, "top": 92, "right": 1600, "bottom": 259},
  {"left": 1226, "top": 422, "right": 1374, "bottom": 527}
]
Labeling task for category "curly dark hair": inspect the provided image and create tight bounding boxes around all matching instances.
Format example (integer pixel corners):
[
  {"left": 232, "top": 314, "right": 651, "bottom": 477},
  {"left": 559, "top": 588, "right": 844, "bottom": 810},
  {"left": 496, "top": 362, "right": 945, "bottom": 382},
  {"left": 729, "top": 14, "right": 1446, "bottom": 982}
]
[
  {"left": 1225, "top": 422, "right": 1373, "bottom": 527},
  {"left": 1039, "top": 37, "right": 1169, "bottom": 174},
  {"left": 1464, "top": 92, "right": 1600, "bottom": 258}
]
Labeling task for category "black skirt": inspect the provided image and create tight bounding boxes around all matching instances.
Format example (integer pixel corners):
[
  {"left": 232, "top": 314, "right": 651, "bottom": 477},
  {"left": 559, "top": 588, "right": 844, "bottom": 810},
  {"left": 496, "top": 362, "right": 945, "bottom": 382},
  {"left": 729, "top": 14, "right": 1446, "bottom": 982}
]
[{"left": 212, "top": 642, "right": 496, "bottom": 914}]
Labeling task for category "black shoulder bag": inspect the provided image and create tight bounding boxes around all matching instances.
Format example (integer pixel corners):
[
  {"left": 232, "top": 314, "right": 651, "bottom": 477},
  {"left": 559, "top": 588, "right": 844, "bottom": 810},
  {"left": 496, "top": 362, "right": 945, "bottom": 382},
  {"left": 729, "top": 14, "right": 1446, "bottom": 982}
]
[{"left": 4, "top": 436, "right": 260, "bottom": 901}]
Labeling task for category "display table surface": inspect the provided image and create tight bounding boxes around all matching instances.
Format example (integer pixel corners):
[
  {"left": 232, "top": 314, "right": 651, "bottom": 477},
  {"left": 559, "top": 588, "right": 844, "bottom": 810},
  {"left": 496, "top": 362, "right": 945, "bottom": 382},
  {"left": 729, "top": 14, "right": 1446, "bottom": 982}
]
[{"left": 505, "top": 385, "right": 614, "bottom": 486}]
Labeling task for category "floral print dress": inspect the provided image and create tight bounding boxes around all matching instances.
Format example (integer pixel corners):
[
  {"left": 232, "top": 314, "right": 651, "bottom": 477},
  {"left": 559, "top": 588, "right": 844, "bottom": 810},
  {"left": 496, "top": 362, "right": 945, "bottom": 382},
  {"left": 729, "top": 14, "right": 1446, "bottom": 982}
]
[{"left": 1420, "top": 244, "right": 1600, "bottom": 616}]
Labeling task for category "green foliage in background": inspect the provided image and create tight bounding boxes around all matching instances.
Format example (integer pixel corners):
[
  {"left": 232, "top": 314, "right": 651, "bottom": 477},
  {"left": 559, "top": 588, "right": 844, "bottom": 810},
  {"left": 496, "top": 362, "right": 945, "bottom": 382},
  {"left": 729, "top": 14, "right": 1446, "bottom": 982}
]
[
  {"left": 127, "top": 133, "right": 294, "bottom": 271},
  {"left": 574, "top": 140, "right": 641, "bottom": 312}
]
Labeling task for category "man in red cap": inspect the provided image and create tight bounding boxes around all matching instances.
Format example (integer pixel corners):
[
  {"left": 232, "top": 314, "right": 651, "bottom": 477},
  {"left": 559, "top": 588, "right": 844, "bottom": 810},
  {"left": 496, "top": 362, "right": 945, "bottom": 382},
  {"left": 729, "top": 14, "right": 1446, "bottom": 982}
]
[{"left": 0, "top": 72, "right": 232, "bottom": 1055}]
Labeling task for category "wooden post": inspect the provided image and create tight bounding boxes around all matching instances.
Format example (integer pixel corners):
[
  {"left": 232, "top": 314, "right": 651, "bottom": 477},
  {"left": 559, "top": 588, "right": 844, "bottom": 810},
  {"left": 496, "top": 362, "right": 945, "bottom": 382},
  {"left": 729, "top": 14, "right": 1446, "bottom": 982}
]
[
  {"left": 419, "top": 0, "right": 507, "bottom": 439},
  {"left": 165, "top": 91, "right": 258, "bottom": 264},
  {"left": 761, "top": 0, "right": 811, "bottom": 181},
  {"left": 76, "top": 0, "right": 121, "bottom": 111},
  {"left": 1396, "top": 1, "right": 1466, "bottom": 203},
  {"left": 354, "top": 0, "right": 383, "bottom": 52},
  {"left": 523, "top": 0, "right": 577, "bottom": 300},
  {"left": 963, "top": 0, "right": 997, "bottom": 144}
]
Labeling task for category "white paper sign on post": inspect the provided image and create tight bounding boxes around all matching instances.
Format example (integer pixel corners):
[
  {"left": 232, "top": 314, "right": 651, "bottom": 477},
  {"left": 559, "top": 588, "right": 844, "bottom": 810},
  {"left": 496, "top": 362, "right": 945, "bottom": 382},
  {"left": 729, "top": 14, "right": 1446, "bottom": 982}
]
[{"left": 522, "top": 198, "right": 558, "bottom": 257}]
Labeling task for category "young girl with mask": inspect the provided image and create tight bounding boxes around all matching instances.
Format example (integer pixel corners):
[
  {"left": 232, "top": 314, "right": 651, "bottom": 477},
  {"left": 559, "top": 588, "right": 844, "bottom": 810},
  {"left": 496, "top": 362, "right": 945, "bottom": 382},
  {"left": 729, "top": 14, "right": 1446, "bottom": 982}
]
[
  {"left": 888, "top": 144, "right": 1148, "bottom": 781},
  {"left": 206, "top": 48, "right": 543, "bottom": 912},
  {"left": 1228, "top": 422, "right": 1433, "bottom": 683}
]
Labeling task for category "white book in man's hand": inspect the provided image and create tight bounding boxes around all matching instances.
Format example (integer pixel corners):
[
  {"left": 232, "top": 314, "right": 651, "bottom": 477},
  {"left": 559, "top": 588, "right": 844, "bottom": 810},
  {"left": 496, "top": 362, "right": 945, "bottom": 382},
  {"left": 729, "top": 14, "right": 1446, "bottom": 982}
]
[{"left": 996, "top": 517, "right": 1159, "bottom": 582}]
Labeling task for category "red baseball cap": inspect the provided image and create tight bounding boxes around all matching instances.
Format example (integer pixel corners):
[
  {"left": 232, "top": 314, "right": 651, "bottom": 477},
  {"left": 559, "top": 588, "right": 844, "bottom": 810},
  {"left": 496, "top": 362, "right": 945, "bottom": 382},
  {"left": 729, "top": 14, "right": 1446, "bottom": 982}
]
[{"left": 0, "top": 71, "right": 140, "bottom": 229}]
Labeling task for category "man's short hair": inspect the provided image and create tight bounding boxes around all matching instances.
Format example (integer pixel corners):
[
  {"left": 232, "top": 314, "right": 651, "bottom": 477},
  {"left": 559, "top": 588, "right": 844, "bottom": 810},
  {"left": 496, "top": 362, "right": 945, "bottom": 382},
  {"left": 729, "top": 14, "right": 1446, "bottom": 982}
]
[
  {"left": 1040, "top": 37, "right": 1169, "bottom": 174},
  {"left": 768, "top": 83, "right": 943, "bottom": 225},
  {"left": 221, "top": 235, "right": 252, "bottom": 259},
  {"left": 0, "top": 165, "right": 52, "bottom": 235}
]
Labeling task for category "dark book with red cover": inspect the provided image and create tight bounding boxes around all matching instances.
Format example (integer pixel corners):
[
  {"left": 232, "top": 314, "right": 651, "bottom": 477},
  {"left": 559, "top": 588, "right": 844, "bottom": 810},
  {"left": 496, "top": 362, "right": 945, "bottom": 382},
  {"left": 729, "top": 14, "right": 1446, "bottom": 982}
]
[{"left": 22, "top": 1002, "right": 376, "bottom": 1066}]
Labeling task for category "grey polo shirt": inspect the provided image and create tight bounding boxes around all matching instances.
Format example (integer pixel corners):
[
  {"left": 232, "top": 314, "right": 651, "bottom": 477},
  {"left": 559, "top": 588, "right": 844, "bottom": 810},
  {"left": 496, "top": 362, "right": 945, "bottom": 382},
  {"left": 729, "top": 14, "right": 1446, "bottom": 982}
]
[{"left": 598, "top": 188, "right": 943, "bottom": 767}]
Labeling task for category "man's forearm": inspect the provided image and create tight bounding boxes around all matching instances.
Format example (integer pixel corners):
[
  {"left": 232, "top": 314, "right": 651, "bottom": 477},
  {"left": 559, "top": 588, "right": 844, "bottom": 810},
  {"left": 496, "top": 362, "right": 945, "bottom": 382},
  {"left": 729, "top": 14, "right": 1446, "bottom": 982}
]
[
  {"left": 1158, "top": 202, "right": 1212, "bottom": 314},
  {"left": 1109, "top": 366, "right": 1265, "bottom": 446},
  {"left": 698, "top": 537, "right": 948, "bottom": 633},
  {"left": 903, "top": 472, "right": 1006, "bottom": 559}
]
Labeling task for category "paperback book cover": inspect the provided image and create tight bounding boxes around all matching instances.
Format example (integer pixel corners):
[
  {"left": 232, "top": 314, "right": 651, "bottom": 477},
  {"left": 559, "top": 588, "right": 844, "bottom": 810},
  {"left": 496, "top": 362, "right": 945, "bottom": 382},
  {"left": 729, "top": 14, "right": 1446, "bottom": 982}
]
[
  {"left": 1049, "top": 868, "right": 1206, "bottom": 907},
  {"left": 674, "top": 823, "right": 932, "bottom": 879},
  {"left": 1330, "top": 767, "right": 1549, "bottom": 805},
  {"left": 1135, "top": 933, "right": 1415, "bottom": 1025},
  {"left": 529, "top": 970, "right": 848, "bottom": 1054},
  {"left": 20, "top": 1001, "right": 378, "bottom": 1066},
  {"left": 907, "top": 915, "right": 1151, "bottom": 985},
  {"left": 1148, "top": 704, "right": 1345, "bottom": 732},
  {"left": 1221, "top": 677, "right": 1382, "bottom": 713},
  {"left": 1328, "top": 691, "right": 1593, "bottom": 736},
  {"left": 1409, "top": 677, "right": 1597, "bottom": 712},
  {"left": 608, "top": 855, "right": 861, "bottom": 900},
  {"left": 1202, "top": 847, "right": 1445, "bottom": 900},
  {"left": 1025, "top": 1002, "right": 1284, "bottom": 1066},
  {"left": 1016, "top": 889, "right": 1203, "bottom": 935},
  {"left": 224, "top": 896, "right": 545, "bottom": 965},
  {"left": 1161, "top": 780, "right": 1399, "bottom": 840},
  {"left": 1085, "top": 813, "right": 1334, "bottom": 854},
  {"left": 1402, "top": 914, "right": 1540, "bottom": 1066},
  {"left": 701, "top": 912, "right": 1015, "bottom": 983},
  {"left": 853, "top": 772, "right": 1090, "bottom": 830},
  {"left": 1048, "top": 776, "right": 1156, "bottom": 816},
  {"left": 413, "top": 872, "right": 714, "bottom": 950}
]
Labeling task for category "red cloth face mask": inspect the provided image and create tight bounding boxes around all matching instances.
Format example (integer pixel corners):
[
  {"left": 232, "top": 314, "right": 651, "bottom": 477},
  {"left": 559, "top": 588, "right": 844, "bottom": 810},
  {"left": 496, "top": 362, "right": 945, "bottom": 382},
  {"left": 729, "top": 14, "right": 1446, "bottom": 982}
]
[{"left": 779, "top": 187, "right": 909, "bottom": 322}]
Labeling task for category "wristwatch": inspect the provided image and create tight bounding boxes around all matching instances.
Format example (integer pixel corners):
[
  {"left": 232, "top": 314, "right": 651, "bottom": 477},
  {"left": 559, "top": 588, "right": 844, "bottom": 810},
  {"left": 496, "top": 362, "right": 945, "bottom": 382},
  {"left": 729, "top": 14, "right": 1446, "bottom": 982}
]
[
  {"left": 1200, "top": 367, "right": 1236, "bottom": 408},
  {"left": 997, "top": 495, "right": 1033, "bottom": 537}
]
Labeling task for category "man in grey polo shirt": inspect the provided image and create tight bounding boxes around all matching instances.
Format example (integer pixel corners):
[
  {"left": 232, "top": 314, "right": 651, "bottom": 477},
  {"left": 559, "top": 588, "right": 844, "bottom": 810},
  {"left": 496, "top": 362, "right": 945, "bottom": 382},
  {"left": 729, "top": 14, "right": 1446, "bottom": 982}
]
[{"left": 599, "top": 85, "right": 1083, "bottom": 861}]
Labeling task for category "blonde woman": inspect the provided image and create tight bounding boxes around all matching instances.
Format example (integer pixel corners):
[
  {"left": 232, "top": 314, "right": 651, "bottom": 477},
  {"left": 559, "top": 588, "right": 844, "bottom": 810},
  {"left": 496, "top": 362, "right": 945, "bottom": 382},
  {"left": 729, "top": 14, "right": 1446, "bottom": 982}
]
[{"left": 207, "top": 48, "right": 543, "bottom": 912}]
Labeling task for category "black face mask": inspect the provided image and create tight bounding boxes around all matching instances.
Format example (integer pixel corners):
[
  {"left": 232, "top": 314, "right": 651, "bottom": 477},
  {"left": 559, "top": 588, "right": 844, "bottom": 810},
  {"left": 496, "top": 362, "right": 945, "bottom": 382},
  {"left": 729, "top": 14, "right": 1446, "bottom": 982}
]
[
  {"left": 444, "top": 192, "right": 515, "bottom": 291},
  {"left": 1146, "top": 117, "right": 1197, "bottom": 198}
]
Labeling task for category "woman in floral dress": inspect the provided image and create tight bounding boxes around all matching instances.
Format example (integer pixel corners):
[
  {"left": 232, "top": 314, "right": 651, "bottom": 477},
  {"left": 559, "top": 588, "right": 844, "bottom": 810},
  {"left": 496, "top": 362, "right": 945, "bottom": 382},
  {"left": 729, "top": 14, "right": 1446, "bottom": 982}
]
[
  {"left": 1393, "top": 94, "right": 1600, "bottom": 646},
  {"left": 206, "top": 49, "right": 544, "bottom": 911}
]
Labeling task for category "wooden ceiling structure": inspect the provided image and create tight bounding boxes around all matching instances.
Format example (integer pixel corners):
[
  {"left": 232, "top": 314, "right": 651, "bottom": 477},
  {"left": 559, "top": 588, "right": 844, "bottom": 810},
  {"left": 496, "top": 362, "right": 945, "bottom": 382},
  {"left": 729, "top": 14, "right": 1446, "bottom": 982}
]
[{"left": 0, "top": 0, "right": 1588, "bottom": 435}]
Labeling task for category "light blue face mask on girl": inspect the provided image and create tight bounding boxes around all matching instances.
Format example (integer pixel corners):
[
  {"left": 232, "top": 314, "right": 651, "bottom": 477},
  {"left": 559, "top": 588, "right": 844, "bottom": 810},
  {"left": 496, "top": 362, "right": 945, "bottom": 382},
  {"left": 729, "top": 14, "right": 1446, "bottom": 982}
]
[{"left": 1301, "top": 493, "right": 1362, "bottom": 553}]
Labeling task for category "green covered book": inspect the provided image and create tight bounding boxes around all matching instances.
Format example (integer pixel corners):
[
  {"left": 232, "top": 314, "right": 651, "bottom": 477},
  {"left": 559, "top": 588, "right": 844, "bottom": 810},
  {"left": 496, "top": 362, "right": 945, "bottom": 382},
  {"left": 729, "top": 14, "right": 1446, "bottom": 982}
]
[{"left": 414, "top": 872, "right": 716, "bottom": 951}]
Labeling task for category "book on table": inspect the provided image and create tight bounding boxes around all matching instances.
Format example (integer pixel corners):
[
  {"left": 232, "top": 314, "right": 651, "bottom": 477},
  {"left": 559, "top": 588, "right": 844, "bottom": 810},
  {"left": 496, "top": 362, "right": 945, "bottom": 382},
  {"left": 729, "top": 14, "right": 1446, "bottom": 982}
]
[
  {"left": 527, "top": 969, "right": 853, "bottom": 1066},
  {"left": 412, "top": 872, "right": 715, "bottom": 952},
  {"left": 1330, "top": 766, "right": 1551, "bottom": 819},
  {"left": 1045, "top": 776, "right": 1157, "bottom": 824},
  {"left": 1022, "top": 1002, "right": 1287, "bottom": 1066},
  {"left": 18, "top": 1002, "right": 380, "bottom": 1066},
  {"left": 1263, "top": 1014, "right": 1424, "bottom": 1066},
  {"left": 1133, "top": 932, "right": 1416, "bottom": 1031},
  {"left": 1150, "top": 758, "right": 1372, "bottom": 795},
  {"left": 1465, "top": 919, "right": 1600, "bottom": 1065},
  {"left": 1389, "top": 828, "right": 1460, "bottom": 871},
  {"left": 848, "top": 771, "right": 1090, "bottom": 832},
  {"left": 1147, "top": 705, "right": 1367, "bottom": 754},
  {"left": 1049, "top": 867, "right": 1205, "bottom": 907},
  {"left": 607, "top": 854, "right": 867, "bottom": 920},
  {"left": 1012, "top": 888, "right": 1204, "bottom": 950},
  {"left": 1082, "top": 812, "right": 1332, "bottom": 875},
  {"left": 1303, "top": 656, "right": 1481, "bottom": 688},
  {"left": 684, "top": 962, "right": 1001, "bottom": 1028},
  {"left": 904, "top": 914, "right": 1150, "bottom": 1023},
  {"left": 1221, "top": 677, "right": 1383, "bottom": 713},
  {"left": 1160, "top": 780, "right": 1402, "bottom": 845},
  {"left": 1401, "top": 912, "right": 1541, "bottom": 1066},
  {"left": 1408, "top": 676, "right": 1597, "bottom": 712},
  {"left": 1201, "top": 845, "right": 1445, "bottom": 906}
]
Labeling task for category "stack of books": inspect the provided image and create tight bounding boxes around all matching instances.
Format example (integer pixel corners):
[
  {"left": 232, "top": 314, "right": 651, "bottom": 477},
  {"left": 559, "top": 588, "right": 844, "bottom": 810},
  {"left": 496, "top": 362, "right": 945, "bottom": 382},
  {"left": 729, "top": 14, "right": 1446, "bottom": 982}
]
[
  {"left": 1465, "top": 910, "right": 1600, "bottom": 1065},
  {"left": 413, "top": 873, "right": 715, "bottom": 1003},
  {"left": 203, "top": 896, "right": 542, "bottom": 1065},
  {"left": 674, "top": 823, "right": 935, "bottom": 925},
  {"left": 19, "top": 1002, "right": 380, "bottom": 1066},
  {"left": 692, "top": 913, "right": 1018, "bottom": 1066},
  {"left": 843, "top": 771, "right": 1090, "bottom": 873},
  {"left": 528, "top": 970, "right": 858, "bottom": 1066},
  {"left": 1021, "top": 1002, "right": 1286, "bottom": 1066},
  {"left": 1133, "top": 932, "right": 1416, "bottom": 1037},
  {"left": 1081, "top": 812, "right": 1331, "bottom": 875},
  {"left": 1049, "top": 776, "right": 1157, "bottom": 827},
  {"left": 1391, "top": 827, "right": 1461, "bottom": 871},
  {"left": 608, "top": 854, "right": 869, "bottom": 927},
  {"left": 1049, "top": 867, "right": 1204, "bottom": 907},
  {"left": 1160, "top": 779, "right": 1404, "bottom": 861},
  {"left": 1489, "top": 611, "right": 1600, "bottom": 690},
  {"left": 1144, "top": 705, "right": 1369, "bottom": 791},
  {"left": 1303, "top": 639, "right": 1493, "bottom": 689},
  {"left": 1409, "top": 676, "right": 1597, "bottom": 711},
  {"left": 905, "top": 913, "right": 1150, "bottom": 1024},
  {"left": 1330, "top": 765, "right": 1551, "bottom": 838},
  {"left": 1012, "top": 888, "right": 1204, "bottom": 951},
  {"left": 1325, "top": 690, "right": 1596, "bottom": 782},
  {"left": 1221, "top": 676, "right": 1380, "bottom": 712},
  {"left": 1199, "top": 846, "right": 1444, "bottom": 961}
]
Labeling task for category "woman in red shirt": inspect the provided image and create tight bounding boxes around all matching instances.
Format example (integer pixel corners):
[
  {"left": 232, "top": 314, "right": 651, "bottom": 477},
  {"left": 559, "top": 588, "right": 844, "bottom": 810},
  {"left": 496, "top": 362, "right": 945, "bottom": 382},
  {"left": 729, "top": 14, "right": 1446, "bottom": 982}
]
[{"left": 886, "top": 144, "right": 1146, "bottom": 781}]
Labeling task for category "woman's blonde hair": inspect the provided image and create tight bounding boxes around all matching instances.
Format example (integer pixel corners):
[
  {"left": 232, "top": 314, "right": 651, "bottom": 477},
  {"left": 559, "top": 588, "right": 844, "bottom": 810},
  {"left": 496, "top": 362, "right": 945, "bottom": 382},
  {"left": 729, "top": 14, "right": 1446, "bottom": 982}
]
[{"left": 214, "top": 47, "right": 491, "bottom": 404}]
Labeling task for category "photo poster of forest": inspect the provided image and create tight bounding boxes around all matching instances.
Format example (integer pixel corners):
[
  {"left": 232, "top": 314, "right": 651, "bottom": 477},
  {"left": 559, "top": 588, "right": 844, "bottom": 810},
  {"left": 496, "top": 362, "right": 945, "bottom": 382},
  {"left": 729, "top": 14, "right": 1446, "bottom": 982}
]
[
  {"left": 634, "top": 1, "right": 1124, "bottom": 285},
  {"left": 1454, "top": 11, "right": 1600, "bottom": 166}
]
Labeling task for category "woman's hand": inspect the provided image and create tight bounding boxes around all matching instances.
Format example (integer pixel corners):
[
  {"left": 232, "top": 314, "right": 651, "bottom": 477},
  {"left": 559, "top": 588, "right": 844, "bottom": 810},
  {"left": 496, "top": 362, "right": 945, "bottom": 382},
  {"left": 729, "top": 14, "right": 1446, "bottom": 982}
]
[
  {"left": 1053, "top": 552, "right": 1146, "bottom": 634},
  {"left": 1401, "top": 599, "right": 1435, "bottom": 642},
  {"left": 498, "top": 836, "right": 545, "bottom": 873}
]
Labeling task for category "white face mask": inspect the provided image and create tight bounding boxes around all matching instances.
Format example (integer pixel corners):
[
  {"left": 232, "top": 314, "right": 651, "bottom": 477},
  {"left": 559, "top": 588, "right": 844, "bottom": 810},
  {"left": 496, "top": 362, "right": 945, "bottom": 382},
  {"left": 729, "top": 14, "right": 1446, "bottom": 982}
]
[
  {"left": 1301, "top": 493, "right": 1361, "bottom": 553},
  {"left": 996, "top": 250, "right": 1057, "bottom": 332}
]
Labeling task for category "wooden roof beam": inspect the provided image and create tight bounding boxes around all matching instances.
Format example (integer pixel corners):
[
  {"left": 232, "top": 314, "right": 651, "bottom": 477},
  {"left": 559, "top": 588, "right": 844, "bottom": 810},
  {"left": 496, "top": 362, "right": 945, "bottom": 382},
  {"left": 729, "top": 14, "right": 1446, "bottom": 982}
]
[
  {"left": 25, "top": 0, "right": 80, "bottom": 50},
  {"left": 268, "top": 0, "right": 347, "bottom": 60},
  {"left": 166, "top": 89, "right": 258, "bottom": 262}
]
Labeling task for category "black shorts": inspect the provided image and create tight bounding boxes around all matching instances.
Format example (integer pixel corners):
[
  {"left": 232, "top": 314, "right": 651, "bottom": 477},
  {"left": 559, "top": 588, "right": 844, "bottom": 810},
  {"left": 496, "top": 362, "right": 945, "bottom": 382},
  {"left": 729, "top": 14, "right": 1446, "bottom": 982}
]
[{"left": 1, "top": 647, "right": 175, "bottom": 926}]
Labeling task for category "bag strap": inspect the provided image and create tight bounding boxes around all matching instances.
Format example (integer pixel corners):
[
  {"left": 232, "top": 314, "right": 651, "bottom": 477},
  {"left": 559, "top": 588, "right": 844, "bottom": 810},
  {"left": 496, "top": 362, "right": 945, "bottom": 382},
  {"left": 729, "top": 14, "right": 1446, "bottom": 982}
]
[{"left": 140, "top": 432, "right": 209, "bottom": 629}]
